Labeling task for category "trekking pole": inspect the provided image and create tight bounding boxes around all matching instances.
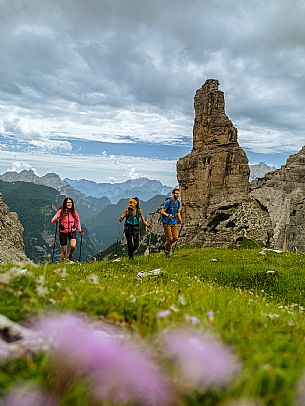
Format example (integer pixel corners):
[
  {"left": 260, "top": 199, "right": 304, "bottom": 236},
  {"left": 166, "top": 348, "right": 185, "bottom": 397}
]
[
  {"left": 147, "top": 229, "right": 152, "bottom": 263},
  {"left": 51, "top": 221, "right": 58, "bottom": 263},
  {"left": 115, "top": 223, "right": 121, "bottom": 257},
  {"left": 78, "top": 232, "right": 83, "bottom": 263}
]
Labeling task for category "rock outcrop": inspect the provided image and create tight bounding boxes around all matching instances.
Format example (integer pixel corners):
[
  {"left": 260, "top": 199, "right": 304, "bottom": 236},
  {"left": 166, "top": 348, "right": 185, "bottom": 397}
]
[
  {"left": 177, "top": 79, "right": 273, "bottom": 248},
  {"left": 0, "top": 192, "right": 28, "bottom": 263},
  {"left": 251, "top": 147, "right": 305, "bottom": 251},
  {"left": 177, "top": 80, "right": 250, "bottom": 227}
]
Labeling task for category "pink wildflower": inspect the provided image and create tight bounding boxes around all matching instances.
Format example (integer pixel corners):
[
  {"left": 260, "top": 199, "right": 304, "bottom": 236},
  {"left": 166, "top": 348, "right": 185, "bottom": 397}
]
[
  {"left": 161, "top": 329, "right": 241, "bottom": 390},
  {"left": 207, "top": 310, "right": 214, "bottom": 321},
  {"left": 0, "top": 339, "right": 10, "bottom": 361},
  {"left": 156, "top": 310, "right": 171, "bottom": 318},
  {"left": 1, "top": 386, "right": 55, "bottom": 406},
  {"left": 184, "top": 315, "right": 200, "bottom": 324},
  {"left": 35, "top": 313, "right": 173, "bottom": 405}
]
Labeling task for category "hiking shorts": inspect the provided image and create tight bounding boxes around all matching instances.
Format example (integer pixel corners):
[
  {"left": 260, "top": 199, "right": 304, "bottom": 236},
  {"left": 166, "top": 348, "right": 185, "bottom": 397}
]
[{"left": 59, "top": 231, "right": 76, "bottom": 246}]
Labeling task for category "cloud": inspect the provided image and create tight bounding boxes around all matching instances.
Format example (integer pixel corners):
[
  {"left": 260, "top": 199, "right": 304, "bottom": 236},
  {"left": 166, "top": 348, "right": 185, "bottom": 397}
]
[
  {"left": 128, "top": 167, "right": 140, "bottom": 180},
  {"left": 0, "top": 0, "right": 305, "bottom": 157},
  {"left": 0, "top": 149, "right": 177, "bottom": 186},
  {"left": 2, "top": 117, "right": 72, "bottom": 153},
  {"left": 6, "top": 161, "right": 40, "bottom": 175}
]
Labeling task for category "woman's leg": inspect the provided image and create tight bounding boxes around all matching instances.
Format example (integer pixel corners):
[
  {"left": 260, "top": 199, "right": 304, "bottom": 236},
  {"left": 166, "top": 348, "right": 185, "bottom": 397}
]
[
  {"left": 61, "top": 245, "right": 67, "bottom": 262},
  {"left": 132, "top": 227, "right": 140, "bottom": 255},
  {"left": 125, "top": 227, "right": 134, "bottom": 259},
  {"left": 59, "top": 232, "right": 67, "bottom": 262},
  {"left": 68, "top": 239, "right": 76, "bottom": 260}
]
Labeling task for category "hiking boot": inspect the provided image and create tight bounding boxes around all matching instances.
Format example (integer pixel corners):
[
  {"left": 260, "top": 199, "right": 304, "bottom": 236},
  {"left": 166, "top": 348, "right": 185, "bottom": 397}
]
[{"left": 68, "top": 253, "right": 73, "bottom": 262}]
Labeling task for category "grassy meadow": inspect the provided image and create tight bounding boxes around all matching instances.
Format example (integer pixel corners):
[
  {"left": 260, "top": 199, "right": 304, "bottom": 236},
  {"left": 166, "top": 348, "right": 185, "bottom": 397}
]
[{"left": 1, "top": 247, "right": 305, "bottom": 405}]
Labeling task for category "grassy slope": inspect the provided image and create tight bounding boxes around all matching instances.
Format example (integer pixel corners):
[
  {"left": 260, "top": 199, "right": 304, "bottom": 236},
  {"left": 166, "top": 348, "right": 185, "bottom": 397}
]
[{"left": 1, "top": 247, "right": 305, "bottom": 405}]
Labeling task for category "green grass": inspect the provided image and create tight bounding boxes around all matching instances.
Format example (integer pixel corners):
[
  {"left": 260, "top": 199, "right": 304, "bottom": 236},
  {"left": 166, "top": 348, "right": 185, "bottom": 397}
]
[{"left": 1, "top": 247, "right": 305, "bottom": 405}]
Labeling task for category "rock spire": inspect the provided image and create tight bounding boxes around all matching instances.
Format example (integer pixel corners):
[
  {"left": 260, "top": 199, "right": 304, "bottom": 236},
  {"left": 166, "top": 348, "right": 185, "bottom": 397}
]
[{"left": 177, "top": 79, "right": 250, "bottom": 237}]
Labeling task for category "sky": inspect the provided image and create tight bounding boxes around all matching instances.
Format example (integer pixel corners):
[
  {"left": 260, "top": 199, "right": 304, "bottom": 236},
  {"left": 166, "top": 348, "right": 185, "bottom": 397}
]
[{"left": 0, "top": 0, "right": 305, "bottom": 186}]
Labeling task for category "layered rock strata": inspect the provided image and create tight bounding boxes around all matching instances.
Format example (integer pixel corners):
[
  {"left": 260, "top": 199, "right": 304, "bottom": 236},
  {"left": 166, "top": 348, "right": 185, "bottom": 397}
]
[
  {"left": 177, "top": 79, "right": 274, "bottom": 247},
  {"left": 0, "top": 192, "right": 28, "bottom": 263},
  {"left": 251, "top": 147, "right": 305, "bottom": 251}
]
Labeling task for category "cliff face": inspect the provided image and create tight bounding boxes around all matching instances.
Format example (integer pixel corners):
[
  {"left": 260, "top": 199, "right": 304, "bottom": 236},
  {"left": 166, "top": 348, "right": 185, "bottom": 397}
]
[
  {"left": 251, "top": 147, "right": 305, "bottom": 251},
  {"left": 0, "top": 192, "right": 28, "bottom": 263},
  {"left": 177, "top": 79, "right": 259, "bottom": 244}
]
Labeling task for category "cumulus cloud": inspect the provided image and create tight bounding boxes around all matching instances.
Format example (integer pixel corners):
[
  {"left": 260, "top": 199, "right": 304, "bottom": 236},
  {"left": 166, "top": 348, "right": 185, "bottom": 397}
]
[
  {"left": 128, "top": 167, "right": 140, "bottom": 180},
  {"left": 6, "top": 161, "right": 40, "bottom": 175}
]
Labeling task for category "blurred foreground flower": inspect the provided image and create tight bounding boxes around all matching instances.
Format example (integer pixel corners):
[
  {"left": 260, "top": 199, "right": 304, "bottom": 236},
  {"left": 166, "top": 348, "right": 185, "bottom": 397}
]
[
  {"left": 35, "top": 313, "right": 173, "bottom": 405},
  {"left": 207, "top": 310, "right": 214, "bottom": 321},
  {"left": 161, "top": 329, "right": 241, "bottom": 391},
  {"left": 156, "top": 310, "right": 171, "bottom": 318},
  {"left": 296, "top": 371, "right": 305, "bottom": 406},
  {"left": 0, "top": 339, "right": 9, "bottom": 361},
  {"left": 1, "top": 385, "right": 55, "bottom": 406},
  {"left": 184, "top": 314, "right": 200, "bottom": 325}
]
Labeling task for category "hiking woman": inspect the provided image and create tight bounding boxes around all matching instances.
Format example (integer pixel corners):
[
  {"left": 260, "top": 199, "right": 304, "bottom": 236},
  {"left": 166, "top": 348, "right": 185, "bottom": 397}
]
[
  {"left": 119, "top": 197, "right": 150, "bottom": 259},
  {"left": 51, "top": 197, "right": 83, "bottom": 262}
]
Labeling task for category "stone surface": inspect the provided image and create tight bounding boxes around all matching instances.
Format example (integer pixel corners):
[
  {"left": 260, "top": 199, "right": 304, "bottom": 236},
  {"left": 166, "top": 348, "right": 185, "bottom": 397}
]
[
  {"left": 251, "top": 147, "right": 305, "bottom": 251},
  {"left": 0, "top": 192, "right": 28, "bottom": 263},
  {"left": 179, "top": 199, "right": 272, "bottom": 248},
  {"left": 177, "top": 79, "right": 251, "bottom": 240}
]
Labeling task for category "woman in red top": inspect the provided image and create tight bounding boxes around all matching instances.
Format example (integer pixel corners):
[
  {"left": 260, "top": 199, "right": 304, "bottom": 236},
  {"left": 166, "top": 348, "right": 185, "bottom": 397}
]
[{"left": 51, "top": 197, "right": 83, "bottom": 262}]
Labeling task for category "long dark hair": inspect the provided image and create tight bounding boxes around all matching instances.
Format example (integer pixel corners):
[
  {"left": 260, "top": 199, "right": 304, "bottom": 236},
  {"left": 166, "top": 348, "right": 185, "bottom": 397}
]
[
  {"left": 59, "top": 197, "right": 76, "bottom": 220},
  {"left": 134, "top": 197, "right": 139, "bottom": 209}
]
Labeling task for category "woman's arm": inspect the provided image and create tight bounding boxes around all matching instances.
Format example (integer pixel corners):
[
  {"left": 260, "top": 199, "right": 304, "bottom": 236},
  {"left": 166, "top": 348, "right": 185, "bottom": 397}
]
[
  {"left": 140, "top": 209, "right": 150, "bottom": 227},
  {"left": 75, "top": 210, "right": 83, "bottom": 233},
  {"left": 119, "top": 209, "right": 128, "bottom": 222},
  {"left": 51, "top": 209, "right": 61, "bottom": 224}
]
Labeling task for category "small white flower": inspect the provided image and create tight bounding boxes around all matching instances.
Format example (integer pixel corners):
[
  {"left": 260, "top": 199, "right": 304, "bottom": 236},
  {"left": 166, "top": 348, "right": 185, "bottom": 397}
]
[
  {"left": 184, "top": 315, "right": 200, "bottom": 324},
  {"left": 36, "top": 276, "right": 45, "bottom": 285},
  {"left": 36, "top": 286, "right": 49, "bottom": 297},
  {"left": 88, "top": 274, "right": 99, "bottom": 284},
  {"left": 178, "top": 294, "right": 187, "bottom": 305},
  {"left": 170, "top": 305, "right": 179, "bottom": 313}
]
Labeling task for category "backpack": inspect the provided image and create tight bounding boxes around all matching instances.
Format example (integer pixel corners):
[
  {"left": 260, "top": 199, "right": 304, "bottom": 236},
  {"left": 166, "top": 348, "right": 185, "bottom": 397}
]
[
  {"left": 160, "top": 198, "right": 180, "bottom": 223},
  {"left": 125, "top": 208, "right": 140, "bottom": 225}
]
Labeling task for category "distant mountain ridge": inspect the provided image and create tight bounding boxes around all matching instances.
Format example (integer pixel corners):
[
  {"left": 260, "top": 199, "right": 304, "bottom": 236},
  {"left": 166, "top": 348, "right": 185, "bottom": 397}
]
[
  {"left": 249, "top": 162, "right": 277, "bottom": 181},
  {"left": 0, "top": 170, "right": 111, "bottom": 222},
  {"left": 0, "top": 169, "right": 67, "bottom": 189},
  {"left": 65, "top": 177, "right": 172, "bottom": 203},
  {"left": 0, "top": 170, "right": 172, "bottom": 204}
]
